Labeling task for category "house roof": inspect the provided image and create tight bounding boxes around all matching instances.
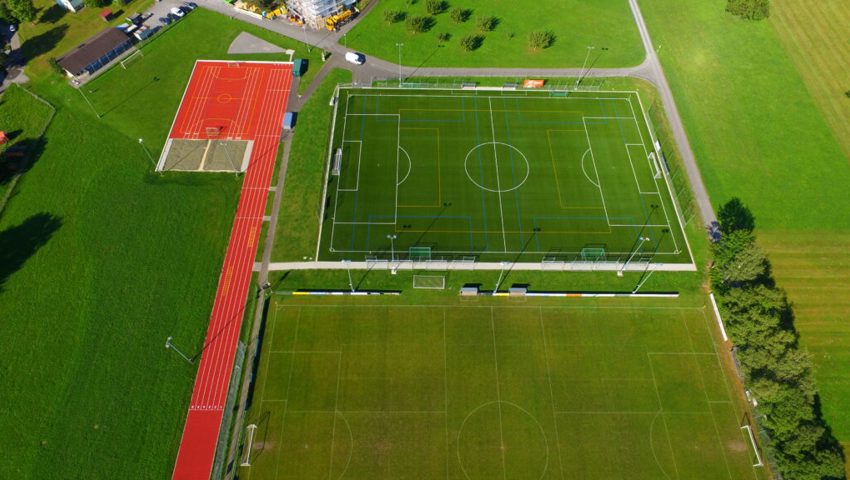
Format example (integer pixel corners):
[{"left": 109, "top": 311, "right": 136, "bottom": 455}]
[{"left": 57, "top": 28, "right": 130, "bottom": 75}]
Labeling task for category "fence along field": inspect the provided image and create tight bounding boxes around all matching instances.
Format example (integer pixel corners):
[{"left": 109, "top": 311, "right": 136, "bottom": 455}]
[{"left": 319, "top": 87, "right": 693, "bottom": 268}]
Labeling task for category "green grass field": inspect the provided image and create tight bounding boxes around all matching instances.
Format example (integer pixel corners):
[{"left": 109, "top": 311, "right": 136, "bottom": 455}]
[
  {"left": 638, "top": 0, "right": 850, "bottom": 465},
  {"left": 319, "top": 87, "right": 691, "bottom": 264},
  {"left": 347, "top": 0, "right": 644, "bottom": 69},
  {"left": 240, "top": 299, "right": 764, "bottom": 479},
  {"left": 0, "top": 85, "right": 54, "bottom": 205},
  {"left": 0, "top": 10, "right": 320, "bottom": 479}
]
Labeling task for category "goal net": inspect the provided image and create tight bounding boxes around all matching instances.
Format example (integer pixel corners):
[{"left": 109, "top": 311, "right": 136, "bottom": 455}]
[
  {"left": 648, "top": 152, "right": 661, "bottom": 179},
  {"left": 332, "top": 147, "right": 342, "bottom": 176},
  {"left": 120, "top": 50, "right": 143, "bottom": 69},
  {"left": 579, "top": 247, "right": 606, "bottom": 261},
  {"left": 413, "top": 275, "right": 445, "bottom": 289},
  {"left": 409, "top": 246, "right": 431, "bottom": 261}
]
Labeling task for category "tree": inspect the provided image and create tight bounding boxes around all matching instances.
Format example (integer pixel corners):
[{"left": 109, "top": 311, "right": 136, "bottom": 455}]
[
  {"left": 0, "top": 50, "right": 8, "bottom": 71},
  {"left": 405, "top": 15, "right": 433, "bottom": 33},
  {"left": 475, "top": 15, "right": 497, "bottom": 32},
  {"left": 717, "top": 197, "right": 755, "bottom": 234},
  {"left": 425, "top": 0, "right": 446, "bottom": 15},
  {"left": 528, "top": 31, "right": 555, "bottom": 50},
  {"left": 726, "top": 0, "right": 770, "bottom": 20},
  {"left": 449, "top": 7, "right": 468, "bottom": 23},
  {"left": 383, "top": 9, "right": 404, "bottom": 23},
  {"left": 437, "top": 32, "right": 450, "bottom": 43},
  {"left": 711, "top": 229, "right": 767, "bottom": 287},
  {"left": 6, "top": 0, "right": 36, "bottom": 23},
  {"left": 459, "top": 34, "right": 482, "bottom": 51},
  {"left": 0, "top": 0, "right": 16, "bottom": 23}
]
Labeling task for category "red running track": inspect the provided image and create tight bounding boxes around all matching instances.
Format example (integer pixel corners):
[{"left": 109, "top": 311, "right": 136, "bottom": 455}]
[{"left": 170, "top": 61, "right": 292, "bottom": 480}]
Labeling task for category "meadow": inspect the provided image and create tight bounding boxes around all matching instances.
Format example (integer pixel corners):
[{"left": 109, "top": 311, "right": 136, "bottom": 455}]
[
  {"left": 346, "top": 0, "right": 644, "bottom": 69},
  {"left": 239, "top": 298, "right": 765, "bottom": 480},
  {"left": 0, "top": 10, "right": 317, "bottom": 479},
  {"left": 0, "top": 85, "right": 54, "bottom": 206},
  {"left": 638, "top": 0, "right": 850, "bottom": 463}
]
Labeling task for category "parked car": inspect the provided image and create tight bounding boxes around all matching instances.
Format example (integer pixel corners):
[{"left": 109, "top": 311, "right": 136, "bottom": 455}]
[
  {"left": 167, "top": 12, "right": 180, "bottom": 22},
  {"left": 182, "top": 2, "right": 196, "bottom": 10},
  {"left": 159, "top": 16, "right": 172, "bottom": 25},
  {"left": 8, "top": 24, "right": 16, "bottom": 33},
  {"left": 345, "top": 51, "right": 365, "bottom": 65},
  {"left": 170, "top": 7, "right": 185, "bottom": 17}
]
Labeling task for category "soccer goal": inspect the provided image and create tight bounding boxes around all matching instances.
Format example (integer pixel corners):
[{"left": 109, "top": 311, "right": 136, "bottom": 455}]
[
  {"left": 579, "top": 247, "right": 606, "bottom": 261},
  {"left": 409, "top": 246, "right": 432, "bottom": 261},
  {"left": 413, "top": 275, "right": 445, "bottom": 289},
  {"left": 120, "top": 50, "right": 144, "bottom": 69},
  {"left": 332, "top": 147, "right": 342, "bottom": 176},
  {"left": 205, "top": 126, "right": 222, "bottom": 139},
  {"left": 648, "top": 152, "right": 661, "bottom": 179}
]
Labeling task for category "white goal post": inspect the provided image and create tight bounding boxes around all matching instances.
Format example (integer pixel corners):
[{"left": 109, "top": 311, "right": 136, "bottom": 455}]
[
  {"left": 413, "top": 275, "right": 445, "bottom": 289},
  {"left": 741, "top": 425, "right": 764, "bottom": 467},
  {"left": 120, "top": 50, "right": 144, "bottom": 69},
  {"left": 240, "top": 424, "right": 258, "bottom": 467}
]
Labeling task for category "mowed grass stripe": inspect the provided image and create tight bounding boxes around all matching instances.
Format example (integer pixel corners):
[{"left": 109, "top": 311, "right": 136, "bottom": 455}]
[
  {"left": 242, "top": 303, "right": 764, "bottom": 479},
  {"left": 771, "top": 0, "right": 850, "bottom": 160}
]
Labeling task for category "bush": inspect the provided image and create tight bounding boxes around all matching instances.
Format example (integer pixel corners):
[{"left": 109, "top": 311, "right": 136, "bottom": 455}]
[
  {"left": 425, "top": 0, "right": 447, "bottom": 15},
  {"left": 48, "top": 57, "right": 63, "bottom": 75},
  {"left": 6, "top": 0, "right": 36, "bottom": 23},
  {"left": 383, "top": 9, "right": 405, "bottom": 23},
  {"left": 711, "top": 198, "right": 845, "bottom": 478},
  {"left": 83, "top": 0, "right": 110, "bottom": 8},
  {"left": 475, "top": 15, "right": 497, "bottom": 32},
  {"left": 405, "top": 15, "right": 434, "bottom": 33},
  {"left": 726, "top": 0, "right": 770, "bottom": 20},
  {"left": 459, "top": 34, "right": 483, "bottom": 51},
  {"left": 437, "top": 32, "right": 450, "bottom": 42},
  {"left": 527, "top": 31, "right": 555, "bottom": 50},
  {"left": 449, "top": 7, "right": 469, "bottom": 23}
]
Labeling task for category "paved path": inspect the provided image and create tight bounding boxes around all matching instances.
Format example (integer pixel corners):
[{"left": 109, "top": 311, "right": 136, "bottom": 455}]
[
  {"left": 194, "top": 0, "right": 714, "bottom": 228},
  {"left": 258, "top": 260, "right": 697, "bottom": 273}
]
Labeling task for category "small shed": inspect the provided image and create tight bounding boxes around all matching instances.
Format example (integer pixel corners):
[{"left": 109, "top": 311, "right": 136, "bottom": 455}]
[
  {"left": 56, "top": 0, "right": 85, "bottom": 12},
  {"left": 283, "top": 112, "right": 296, "bottom": 130},
  {"left": 99, "top": 9, "right": 113, "bottom": 21},
  {"left": 57, "top": 28, "right": 134, "bottom": 77},
  {"left": 292, "top": 58, "right": 306, "bottom": 77}
]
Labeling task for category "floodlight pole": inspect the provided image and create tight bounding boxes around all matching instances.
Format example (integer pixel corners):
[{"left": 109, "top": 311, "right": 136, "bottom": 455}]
[
  {"left": 575, "top": 45, "right": 594, "bottom": 89},
  {"left": 343, "top": 260, "right": 354, "bottom": 292},
  {"left": 621, "top": 236, "right": 650, "bottom": 275},
  {"left": 632, "top": 267, "right": 656, "bottom": 294},
  {"left": 78, "top": 87, "right": 101, "bottom": 118},
  {"left": 138, "top": 138, "right": 156, "bottom": 169},
  {"left": 343, "top": 33, "right": 347, "bottom": 49},
  {"left": 395, "top": 43, "right": 404, "bottom": 84},
  {"left": 165, "top": 336, "right": 193, "bottom": 364},
  {"left": 302, "top": 24, "right": 312, "bottom": 52},
  {"left": 493, "top": 262, "right": 508, "bottom": 295},
  {"left": 387, "top": 234, "right": 397, "bottom": 274}
]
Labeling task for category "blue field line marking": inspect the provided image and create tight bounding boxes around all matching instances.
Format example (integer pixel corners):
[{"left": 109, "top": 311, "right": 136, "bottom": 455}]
[
  {"left": 500, "top": 96, "right": 525, "bottom": 250},
  {"left": 350, "top": 115, "right": 369, "bottom": 251},
  {"left": 473, "top": 96, "right": 489, "bottom": 251}
]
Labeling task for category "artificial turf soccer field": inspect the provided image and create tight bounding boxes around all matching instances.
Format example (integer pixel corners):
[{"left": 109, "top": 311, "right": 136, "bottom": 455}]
[
  {"left": 240, "top": 303, "right": 764, "bottom": 479},
  {"left": 319, "top": 88, "right": 693, "bottom": 266}
]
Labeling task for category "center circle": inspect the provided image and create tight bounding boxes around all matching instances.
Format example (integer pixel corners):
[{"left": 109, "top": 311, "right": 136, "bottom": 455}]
[
  {"left": 217, "top": 93, "right": 233, "bottom": 103},
  {"left": 463, "top": 142, "right": 530, "bottom": 193},
  {"left": 457, "top": 401, "right": 549, "bottom": 480}
]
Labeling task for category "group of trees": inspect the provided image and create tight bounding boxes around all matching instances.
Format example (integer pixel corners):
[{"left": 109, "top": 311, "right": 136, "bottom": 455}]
[
  {"left": 0, "top": 0, "right": 36, "bottom": 24},
  {"left": 711, "top": 198, "right": 845, "bottom": 479},
  {"left": 383, "top": 2, "right": 554, "bottom": 52},
  {"left": 726, "top": 0, "right": 770, "bottom": 20}
]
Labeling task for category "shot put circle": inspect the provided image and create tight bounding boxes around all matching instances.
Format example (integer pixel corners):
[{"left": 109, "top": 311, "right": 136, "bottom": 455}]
[
  {"left": 456, "top": 401, "right": 549, "bottom": 480},
  {"left": 216, "top": 93, "right": 233, "bottom": 103},
  {"left": 463, "top": 142, "right": 530, "bottom": 193}
]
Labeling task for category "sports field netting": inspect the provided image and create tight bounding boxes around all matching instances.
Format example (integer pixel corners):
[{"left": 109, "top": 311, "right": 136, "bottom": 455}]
[
  {"left": 240, "top": 303, "right": 765, "bottom": 480},
  {"left": 318, "top": 87, "right": 693, "bottom": 265}
]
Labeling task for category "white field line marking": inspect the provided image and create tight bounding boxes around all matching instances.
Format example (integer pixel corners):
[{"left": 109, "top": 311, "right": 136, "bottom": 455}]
[
  {"left": 332, "top": 221, "right": 396, "bottom": 225},
  {"left": 580, "top": 149, "right": 600, "bottom": 188},
  {"left": 336, "top": 140, "right": 362, "bottom": 192},
  {"left": 624, "top": 143, "right": 658, "bottom": 195},
  {"left": 488, "top": 98, "right": 508, "bottom": 252},
  {"left": 396, "top": 115, "right": 400, "bottom": 226},
  {"left": 329, "top": 95, "right": 353, "bottom": 254},
  {"left": 582, "top": 118, "right": 610, "bottom": 225},
  {"left": 327, "top": 351, "right": 343, "bottom": 479},
  {"left": 397, "top": 146, "right": 412, "bottom": 186},
  {"left": 647, "top": 355, "right": 683, "bottom": 479},
  {"left": 316, "top": 84, "right": 344, "bottom": 261},
  {"left": 539, "top": 308, "right": 566, "bottom": 479},
  {"left": 443, "top": 310, "right": 450, "bottom": 480},
  {"left": 490, "top": 307, "right": 508, "bottom": 480},
  {"left": 627, "top": 95, "right": 684, "bottom": 255},
  {"left": 272, "top": 307, "right": 301, "bottom": 480}
]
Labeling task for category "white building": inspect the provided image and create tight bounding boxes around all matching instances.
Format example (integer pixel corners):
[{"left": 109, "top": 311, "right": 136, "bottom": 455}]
[{"left": 287, "top": 0, "right": 355, "bottom": 28}]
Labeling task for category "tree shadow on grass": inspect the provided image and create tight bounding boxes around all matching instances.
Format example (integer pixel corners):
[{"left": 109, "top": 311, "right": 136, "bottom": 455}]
[
  {"left": 0, "top": 137, "right": 47, "bottom": 185},
  {"left": 39, "top": 4, "right": 67, "bottom": 24},
  {"left": 20, "top": 25, "right": 69, "bottom": 65},
  {"left": 0, "top": 213, "right": 63, "bottom": 292}
]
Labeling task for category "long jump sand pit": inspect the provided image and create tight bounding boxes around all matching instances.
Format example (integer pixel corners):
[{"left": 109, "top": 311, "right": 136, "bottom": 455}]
[{"left": 159, "top": 138, "right": 252, "bottom": 172}]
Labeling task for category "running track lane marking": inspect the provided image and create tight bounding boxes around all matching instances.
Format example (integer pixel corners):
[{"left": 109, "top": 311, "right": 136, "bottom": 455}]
[{"left": 171, "top": 61, "right": 292, "bottom": 480}]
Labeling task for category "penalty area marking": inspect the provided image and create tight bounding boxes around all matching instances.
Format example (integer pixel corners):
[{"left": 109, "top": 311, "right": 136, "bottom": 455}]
[{"left": 397, "top": 146, "right": 412, "bottom": 185}]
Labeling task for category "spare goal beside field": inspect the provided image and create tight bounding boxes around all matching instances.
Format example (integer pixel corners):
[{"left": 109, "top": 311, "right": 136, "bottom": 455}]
[{"left": 317, "top": 86, "right": 694, "bottom": 268}]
